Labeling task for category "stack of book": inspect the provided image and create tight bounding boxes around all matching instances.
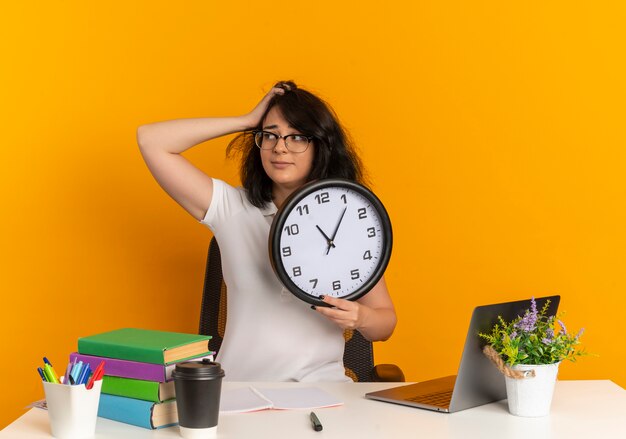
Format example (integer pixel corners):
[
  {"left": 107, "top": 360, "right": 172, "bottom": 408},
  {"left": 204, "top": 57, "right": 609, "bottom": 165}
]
[{"left": 71, "top": 328, "right": 213, "bottom": 429}]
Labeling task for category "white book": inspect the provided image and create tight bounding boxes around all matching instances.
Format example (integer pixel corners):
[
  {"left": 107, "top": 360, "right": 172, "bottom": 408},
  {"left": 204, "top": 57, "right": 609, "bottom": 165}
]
[{"left": 219, "top": 386, "right": 343, "bottom": 414}]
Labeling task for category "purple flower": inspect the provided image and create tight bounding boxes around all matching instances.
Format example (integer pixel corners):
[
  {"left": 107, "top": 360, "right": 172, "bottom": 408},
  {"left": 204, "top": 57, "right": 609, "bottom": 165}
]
[
  {"left": 516, "top": 297, "right": 538, "bottom": 333},
  {"left": 558, "top": 320, "right": 568, "bottom": 334},
  {"left": 575, "top": 328, "right": 585, "bottom": 340},
  {"left": 510, "top": 331, "right": 518, "bottom": 339},
  {"left": 541, "top": 327, "right": 554, "bottom": 345}
]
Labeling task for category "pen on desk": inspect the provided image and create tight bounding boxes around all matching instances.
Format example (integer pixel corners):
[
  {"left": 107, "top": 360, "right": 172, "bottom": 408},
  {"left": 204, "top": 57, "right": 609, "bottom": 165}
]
[{"left": 310, "top": 411, "right": 323, "bottom": 432}]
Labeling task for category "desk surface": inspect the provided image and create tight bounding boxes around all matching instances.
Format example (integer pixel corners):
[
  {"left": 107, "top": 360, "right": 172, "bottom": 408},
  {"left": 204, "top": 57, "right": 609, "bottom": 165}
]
[{"left": 2, "top": 380, "right": 626, "bottom": 439}]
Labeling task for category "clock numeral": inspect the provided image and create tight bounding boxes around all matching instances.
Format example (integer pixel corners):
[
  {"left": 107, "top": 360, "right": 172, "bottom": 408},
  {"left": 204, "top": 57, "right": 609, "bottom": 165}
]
[
  {"left": 282, "top": 246, "right": 292, "bottom": 257},
  {"left": 341, "top": 194, "right": 347, "bottom": 204},
  {"left": 309, "top": 278, "right": 318, "bottom": 289},
  {"left": 358, "top": 208, "right": 367, "bottom": 219},
  {"left": 332, "top": 280, "right": 341, "bottom": 291},
  {"left": 350, "top": 269, "right": 360, "bottom": 280},
  {"left": 296, "top": 205, "right": 309, "bottom": 216},
  {"left": 293, "top": 266, "right": 302, "bottom": 277},
  {"left": 284, "top": 224, "right": 300, "bottom": 236},
  {"left": 363, "top": 250, "right": 373, "bottom": 260},
  {"left": 315, "top": 192, "right": 330, "bottom": 204},
  {"left": 367, "top": 227, "right": 376, "bottom": 238}
]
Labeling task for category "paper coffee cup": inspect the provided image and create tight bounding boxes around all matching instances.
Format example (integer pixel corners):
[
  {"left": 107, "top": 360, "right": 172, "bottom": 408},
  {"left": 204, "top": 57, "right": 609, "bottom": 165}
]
[{"left": 172, "top": 360, "right": 224, "bottom": 439}]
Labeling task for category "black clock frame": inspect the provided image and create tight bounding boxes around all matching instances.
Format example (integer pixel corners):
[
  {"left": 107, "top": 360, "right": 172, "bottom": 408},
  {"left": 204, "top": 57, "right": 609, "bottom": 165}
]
[{"left": 268, "top": 178, "right": 393, "bottom": 306}]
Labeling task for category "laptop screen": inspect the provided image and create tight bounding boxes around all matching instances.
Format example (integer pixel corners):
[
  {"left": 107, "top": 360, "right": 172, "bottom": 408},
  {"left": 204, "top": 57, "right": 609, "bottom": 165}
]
[{"left": 449, "top": 295, "right": 560, "bottom": 412}]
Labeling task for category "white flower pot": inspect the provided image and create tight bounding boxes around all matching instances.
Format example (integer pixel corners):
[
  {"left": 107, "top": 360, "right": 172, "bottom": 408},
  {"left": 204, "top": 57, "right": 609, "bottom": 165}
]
[{"left": 504, "top": 362, "right": 560, "bottom": 417}]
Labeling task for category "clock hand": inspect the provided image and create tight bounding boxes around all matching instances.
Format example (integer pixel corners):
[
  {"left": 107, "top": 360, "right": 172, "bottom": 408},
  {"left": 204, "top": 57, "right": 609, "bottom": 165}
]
[
  {"left": 326, "top": 207, "right": 347, "bottom": 255},
  {"left": 330, "top": 207, "right": 347, "bottom": 241},
  {"left": 315, "top": 225, "right": 336, "bottom": 252}
]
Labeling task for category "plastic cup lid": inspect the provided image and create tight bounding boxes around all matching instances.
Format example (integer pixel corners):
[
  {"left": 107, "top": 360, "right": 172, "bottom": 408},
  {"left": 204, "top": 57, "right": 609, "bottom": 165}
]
[{"left": 172, "top": 360, "right": 225, "bottom": 379}]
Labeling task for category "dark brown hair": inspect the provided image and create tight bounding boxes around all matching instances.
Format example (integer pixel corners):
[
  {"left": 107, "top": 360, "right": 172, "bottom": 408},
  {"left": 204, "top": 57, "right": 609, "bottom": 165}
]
[{"left": 227, "top": 81, "right": 367, "bottom": 208}]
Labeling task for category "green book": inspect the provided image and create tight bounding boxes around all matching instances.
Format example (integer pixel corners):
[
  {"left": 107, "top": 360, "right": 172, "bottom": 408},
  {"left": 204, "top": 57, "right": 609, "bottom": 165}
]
[
  {"left": 102, "top": 376, "right": 175, "bottom": 402},
  {"left": 78, "top": 328, "right": 211, "bottom": 365}
]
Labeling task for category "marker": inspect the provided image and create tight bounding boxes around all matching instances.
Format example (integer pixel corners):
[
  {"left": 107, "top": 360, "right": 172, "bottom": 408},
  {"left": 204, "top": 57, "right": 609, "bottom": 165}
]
[
  {"left": 43, "top": 357, "right": 60, "bottom": 383},
  {"left": 94, "top": 364, "right": 105, "bottom": 381},
  {"left": 37, "top": 367, "right": 47, "bottom": 382},
  {"left": 43, "top": 363, "right": 59, "bottom": 384},
  {"left": 86, "top": 361, "right": 105, "bottom": 390},
  {"left": 310, "top": 411, "right": 323, "bottom": 432}
]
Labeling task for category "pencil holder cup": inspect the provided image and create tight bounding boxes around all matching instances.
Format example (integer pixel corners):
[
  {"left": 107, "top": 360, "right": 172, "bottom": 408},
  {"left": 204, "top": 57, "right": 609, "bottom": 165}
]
[{"left": 43, "top": 380, "right": 102, "bottom": 439}]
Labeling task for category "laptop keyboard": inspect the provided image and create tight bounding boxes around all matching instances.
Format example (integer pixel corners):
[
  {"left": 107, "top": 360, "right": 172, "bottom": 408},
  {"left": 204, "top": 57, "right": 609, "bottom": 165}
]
[{"left": 406, "top": 390, "right": 453, "bottom": 406}]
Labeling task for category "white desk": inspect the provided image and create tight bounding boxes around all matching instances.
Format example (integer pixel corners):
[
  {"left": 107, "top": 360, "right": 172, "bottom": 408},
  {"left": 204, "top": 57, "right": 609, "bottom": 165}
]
[{"left": 2, "top": 380, "right": 625, "bottom": 438}]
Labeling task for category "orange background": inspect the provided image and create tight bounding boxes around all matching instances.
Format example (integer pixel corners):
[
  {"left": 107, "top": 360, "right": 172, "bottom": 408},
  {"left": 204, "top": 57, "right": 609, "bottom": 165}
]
[{"left": 1, "top": 1, "right": 625, "bottom": 429}]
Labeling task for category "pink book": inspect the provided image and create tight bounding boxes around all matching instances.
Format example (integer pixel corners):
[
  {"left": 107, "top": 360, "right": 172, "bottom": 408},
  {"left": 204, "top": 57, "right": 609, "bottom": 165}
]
[{"left": 69, "top": 352, "right": 215, "bottom": 382}]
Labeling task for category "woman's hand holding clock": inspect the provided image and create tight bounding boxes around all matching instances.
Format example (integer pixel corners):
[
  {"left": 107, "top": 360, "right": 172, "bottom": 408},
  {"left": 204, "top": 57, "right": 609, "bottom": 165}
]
[
  {"left": 312, "top": 295, "right": 366, "bottom": 331},
  {"left": 311, "top": 282, "right": 397, "bottom": 342}
]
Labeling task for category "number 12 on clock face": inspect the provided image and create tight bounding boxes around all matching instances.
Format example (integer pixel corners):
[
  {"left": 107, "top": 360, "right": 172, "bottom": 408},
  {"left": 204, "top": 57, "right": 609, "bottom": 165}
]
[{"left": 269, "top": 179, "right": 392, "bottom": 306}]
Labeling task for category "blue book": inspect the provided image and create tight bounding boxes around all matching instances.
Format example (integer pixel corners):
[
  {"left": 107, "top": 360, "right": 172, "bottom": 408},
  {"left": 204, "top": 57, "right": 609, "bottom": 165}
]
[{"left": 98, "top": 393, "right": 177, "bottom": 429}]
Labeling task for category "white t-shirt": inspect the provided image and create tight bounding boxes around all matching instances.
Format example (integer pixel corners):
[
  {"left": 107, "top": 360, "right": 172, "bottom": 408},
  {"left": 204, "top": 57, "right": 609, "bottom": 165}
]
[{"left": 201, "top": 178, "right": 350, "bottom": 382}]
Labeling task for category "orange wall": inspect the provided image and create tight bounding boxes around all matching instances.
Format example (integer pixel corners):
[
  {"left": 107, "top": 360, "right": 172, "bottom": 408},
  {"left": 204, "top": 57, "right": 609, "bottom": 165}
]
[{"left": 2, "top": 1, "right": 625, "bottom": 429}]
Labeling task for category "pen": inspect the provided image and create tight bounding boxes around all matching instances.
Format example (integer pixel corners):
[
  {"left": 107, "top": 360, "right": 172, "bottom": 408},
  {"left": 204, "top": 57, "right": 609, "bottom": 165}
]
[
  {"left": 43, "top": 357, "right": 60, "bottom": 383},
  {"left": 310, "top": 411, "right": 323, "bottom": 432},
  {"left": 78, "top": 364, "right": 91, "bottom": 385},
  {"left": 63, "top": 363, "right": 72, "bottom": 385},
  {"left": 37, "top": 367, "right": 47, "bottom": 382},
  {"left": 42, "top": 366, "right": 53, "bottom": 382},
  {"left": 83, "top": 364, "right": 93, "bottom": 385},
  {"left": 43, "top": 363, "right": 59, "bottom": 384},
  {"left": 86, "top": 361, "right": 105, "bottom": 390},
  {"left": 71, "top": 361, "right": 83, "bottom": 384}
]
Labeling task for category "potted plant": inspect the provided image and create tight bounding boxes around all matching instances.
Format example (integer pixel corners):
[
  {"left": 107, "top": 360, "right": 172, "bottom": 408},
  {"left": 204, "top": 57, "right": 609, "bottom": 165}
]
[{"left": 480, "top": 297, "right": 586, "bottom": 417}]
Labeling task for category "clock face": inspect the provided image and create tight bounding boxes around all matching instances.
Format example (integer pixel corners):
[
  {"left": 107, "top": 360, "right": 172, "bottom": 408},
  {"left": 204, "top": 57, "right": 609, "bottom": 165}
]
[{"left": 269, "top": 179, "right": 392, "bottom": 306}]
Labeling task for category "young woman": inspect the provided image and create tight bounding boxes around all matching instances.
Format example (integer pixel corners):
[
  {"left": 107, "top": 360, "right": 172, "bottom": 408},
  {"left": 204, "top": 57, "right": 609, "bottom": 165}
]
[{"left": 137, "top": 81, "right": 396, "bottom": 381}]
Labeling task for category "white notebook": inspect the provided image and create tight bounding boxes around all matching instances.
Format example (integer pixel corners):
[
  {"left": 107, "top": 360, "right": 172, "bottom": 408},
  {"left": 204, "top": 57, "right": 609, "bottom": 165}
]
[{"left": 219, "top": 386, "right": 343, "bottom": 414}]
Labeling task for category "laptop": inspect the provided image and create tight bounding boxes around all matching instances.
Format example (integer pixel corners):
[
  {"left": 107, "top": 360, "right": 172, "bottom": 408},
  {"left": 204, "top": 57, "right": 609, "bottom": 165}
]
[{"left": 365, "top": 295, "right": 560, "bottom": 413}]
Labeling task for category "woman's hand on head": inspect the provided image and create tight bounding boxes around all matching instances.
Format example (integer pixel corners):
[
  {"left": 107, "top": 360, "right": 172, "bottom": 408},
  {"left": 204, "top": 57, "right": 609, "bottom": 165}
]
[{"left": 243, "top": 84, "right": 288, "bottom": 129}]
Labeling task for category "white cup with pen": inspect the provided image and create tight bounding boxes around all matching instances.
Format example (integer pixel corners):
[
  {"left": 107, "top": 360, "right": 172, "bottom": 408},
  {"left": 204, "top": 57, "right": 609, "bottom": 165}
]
[{"left": 40, "top": 356, "right": 105, "bottom": 439}]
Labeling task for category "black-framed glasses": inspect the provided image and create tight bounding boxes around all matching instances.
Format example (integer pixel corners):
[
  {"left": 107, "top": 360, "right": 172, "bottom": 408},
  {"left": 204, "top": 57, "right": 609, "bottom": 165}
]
[{"left": 253, "top": 130, "right": 314, "bottom": 153}]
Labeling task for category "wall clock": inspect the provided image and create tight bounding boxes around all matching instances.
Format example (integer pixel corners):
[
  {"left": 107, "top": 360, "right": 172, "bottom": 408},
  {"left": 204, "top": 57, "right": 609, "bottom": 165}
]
[{"left": 269, "top": 179, "right": 392, "bottom": 306}]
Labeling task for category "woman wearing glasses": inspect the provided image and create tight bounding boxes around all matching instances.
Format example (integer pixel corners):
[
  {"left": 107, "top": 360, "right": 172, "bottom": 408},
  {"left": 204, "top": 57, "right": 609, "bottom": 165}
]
[{"left": 137, "top": 81, "right": 396, "bottom": 381}]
